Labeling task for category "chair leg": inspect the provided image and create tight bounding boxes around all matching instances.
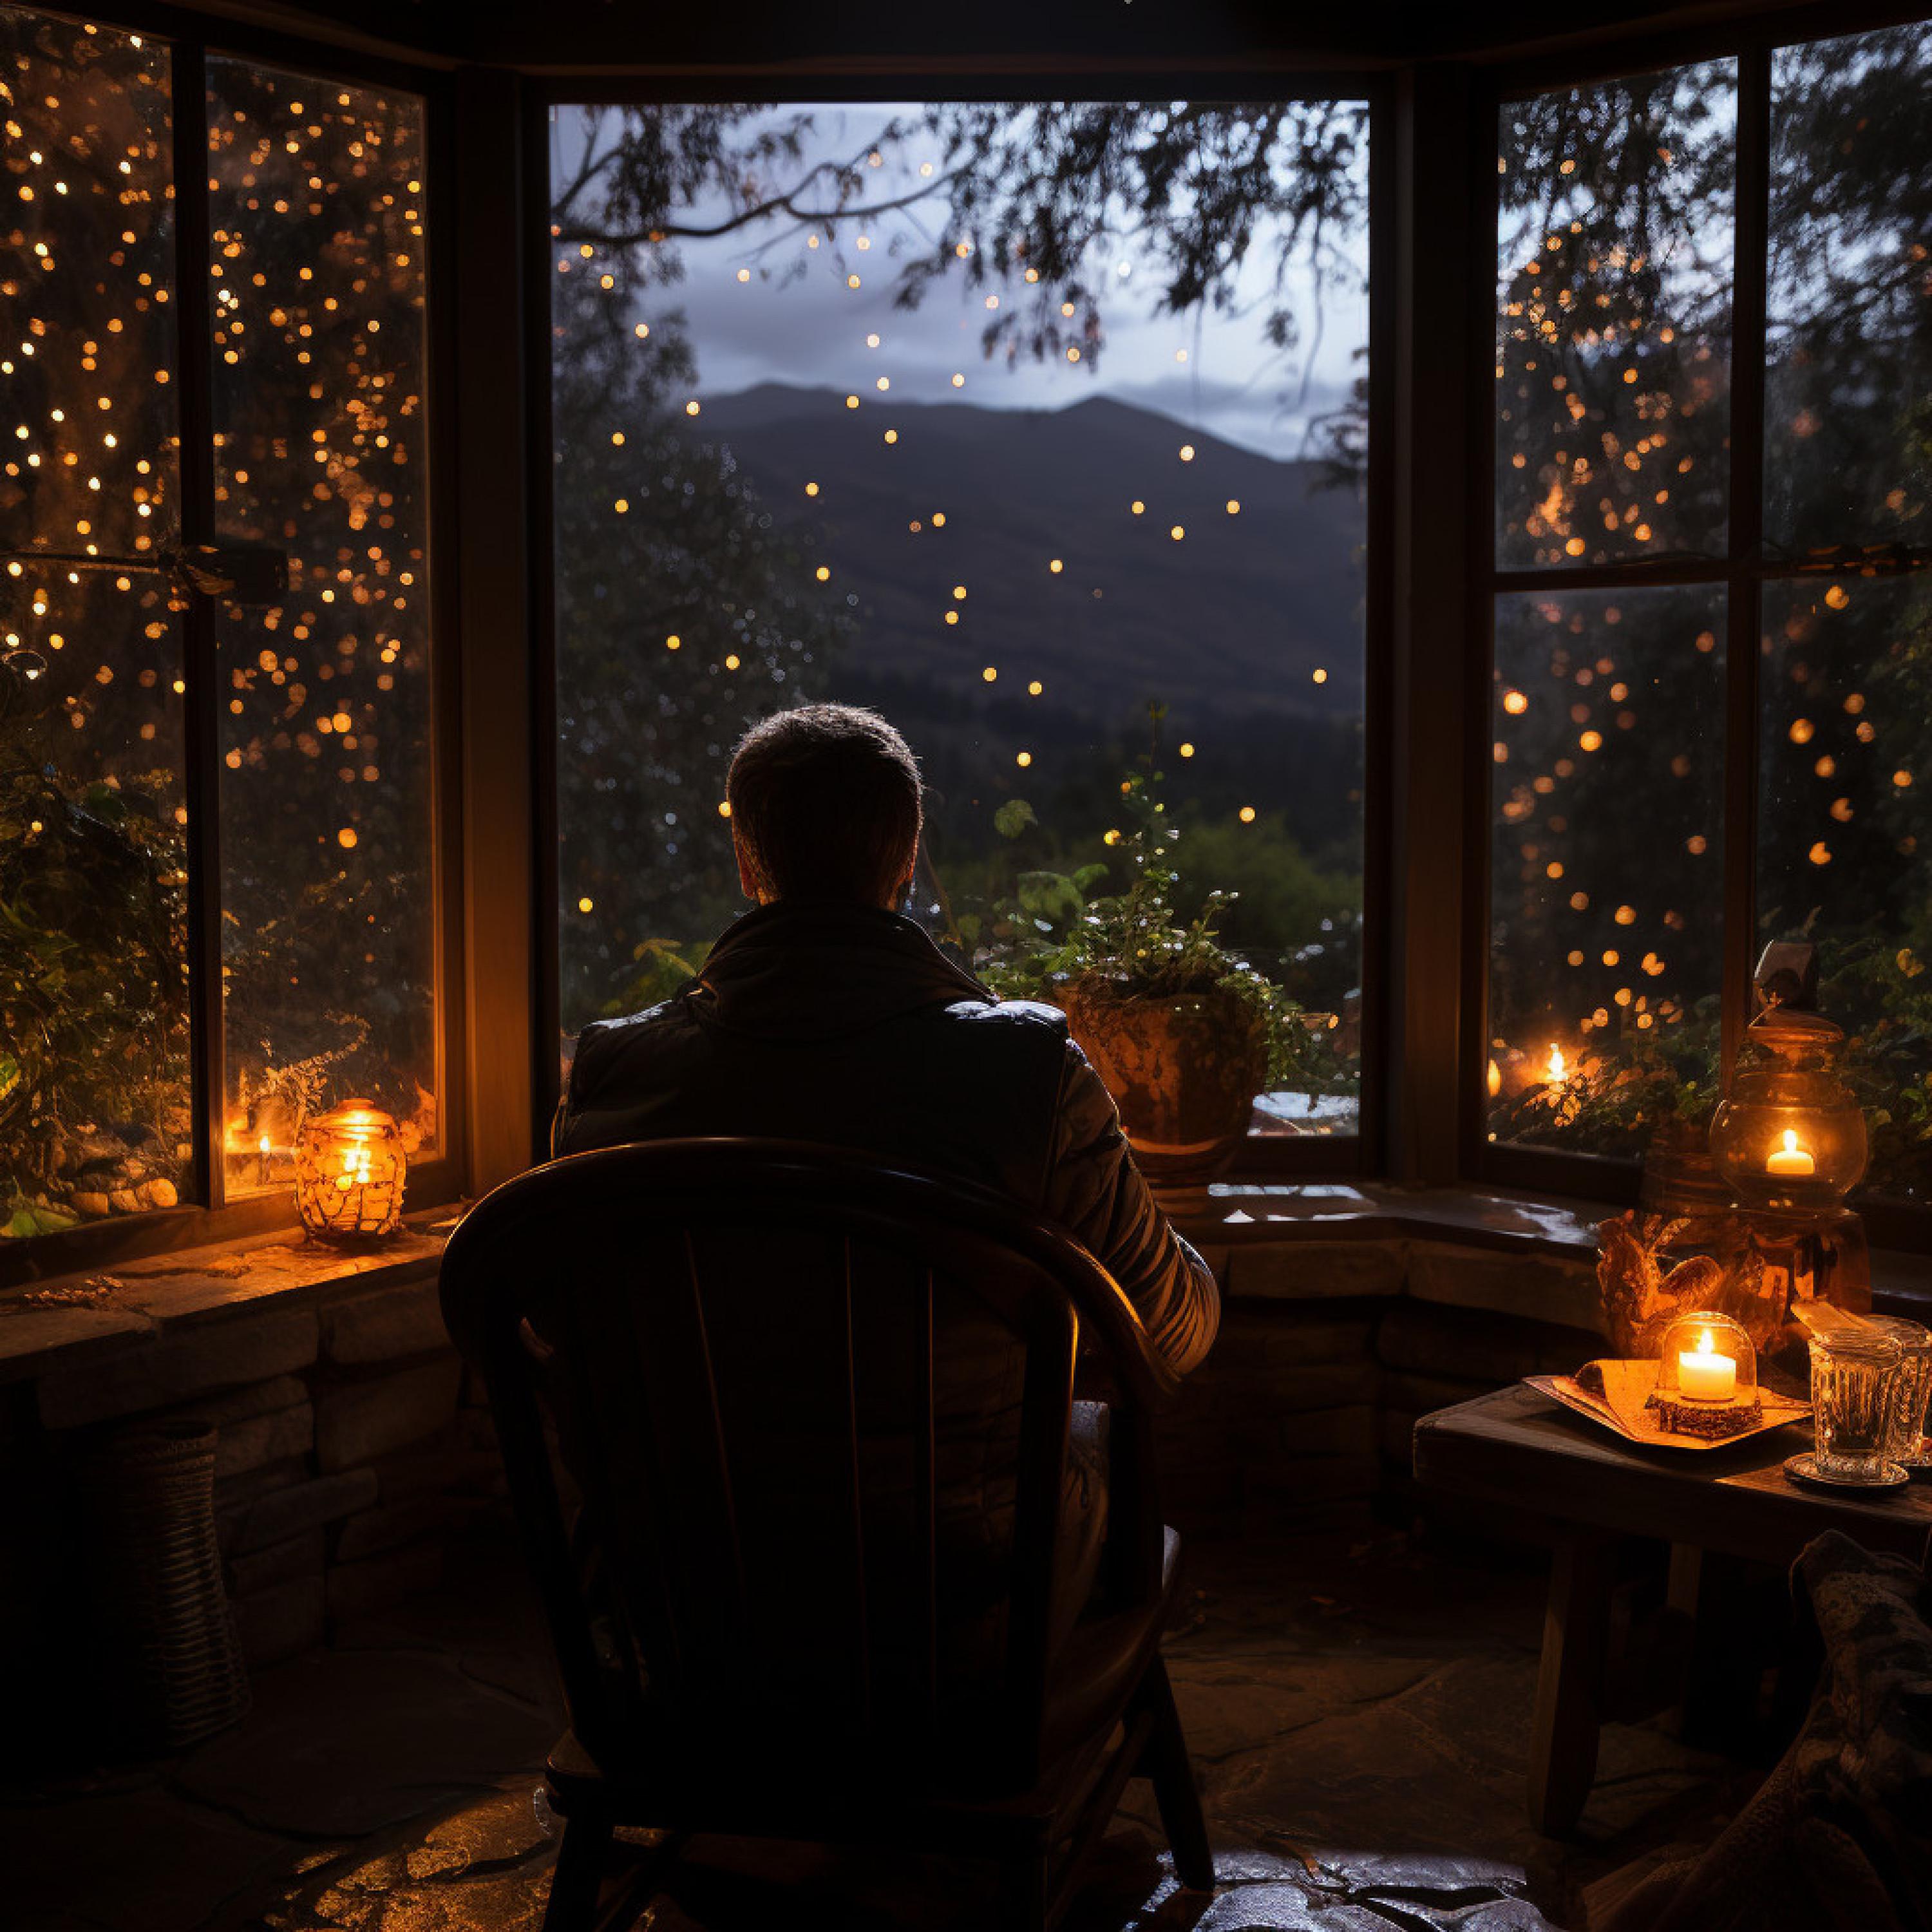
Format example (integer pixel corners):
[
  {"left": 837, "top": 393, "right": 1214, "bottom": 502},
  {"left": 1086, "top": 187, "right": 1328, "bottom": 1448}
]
[
  {"left": 1139, "top": 1655, "right": 1215, "bottom": 1893},
  {"left": 543, "top": 1810, "right": 615, "bottom": 1932},
  {"left": 998, "top": 1851, "right": 1050, "bottom": 1932}
]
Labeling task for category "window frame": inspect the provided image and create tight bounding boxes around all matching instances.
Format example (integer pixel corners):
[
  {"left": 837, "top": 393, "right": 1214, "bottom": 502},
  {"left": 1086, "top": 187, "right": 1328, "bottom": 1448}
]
[
  {"left": 1463, "top": 5, "right": 1932, "bottom": 1250},
  {"left": 522, "top": 66, "right": 1396, "bottom": 1182},
  {"left": 0, "top": 1, "right": 468, "bottom": 1285}
]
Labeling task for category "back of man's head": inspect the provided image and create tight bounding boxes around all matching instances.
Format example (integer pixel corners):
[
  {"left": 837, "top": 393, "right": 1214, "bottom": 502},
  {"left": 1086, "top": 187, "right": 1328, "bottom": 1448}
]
[{"left": 726, "top": 704, "right": 923, "bottom": 907}]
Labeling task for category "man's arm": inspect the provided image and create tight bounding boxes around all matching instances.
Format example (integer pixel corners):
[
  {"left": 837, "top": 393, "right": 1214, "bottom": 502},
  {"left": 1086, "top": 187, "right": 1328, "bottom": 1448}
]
[{"left": 1039, "top": 1036, "right": 1220, "bottom": 1379}]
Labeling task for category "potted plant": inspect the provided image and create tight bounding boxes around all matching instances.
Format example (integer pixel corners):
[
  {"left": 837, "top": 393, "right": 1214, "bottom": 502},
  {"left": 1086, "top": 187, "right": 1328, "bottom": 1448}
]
[{"left": 959, "top": 763, "right": 1338, "bottom": 1189}]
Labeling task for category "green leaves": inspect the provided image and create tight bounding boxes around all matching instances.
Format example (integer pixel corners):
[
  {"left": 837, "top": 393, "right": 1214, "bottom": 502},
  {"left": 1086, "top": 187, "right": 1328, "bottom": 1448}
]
[
  {"left": 968, "top": 770, "right": 1354, "bottom": 1095},
  {"left": 1014, "top": 870, "right": 1084, "bottom": 929},
  {"left": 4, "top": 1198, "right": 79, "bottom": 1241},
  {"left": 993, "top": 798, "right": 1037, "bottom": 840},
  {"left": 601, "top": 936, "right": 708, "bottom": 1017}
]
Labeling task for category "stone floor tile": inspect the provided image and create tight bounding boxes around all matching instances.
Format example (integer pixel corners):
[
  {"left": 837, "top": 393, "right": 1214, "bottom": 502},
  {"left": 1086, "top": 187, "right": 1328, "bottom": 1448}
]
[
  {"left": 329, "top": 1570, "right": 563, "bottom": 1718},
  {"left": 175, "top": 1649, "right": 554, "bottom": 1837},
  {"left": 4, "top": 1783, "right": 294, "bottom": 1932},
  {"left": 26, "top": 1522, "right": 1749, "bottom": 1932}
]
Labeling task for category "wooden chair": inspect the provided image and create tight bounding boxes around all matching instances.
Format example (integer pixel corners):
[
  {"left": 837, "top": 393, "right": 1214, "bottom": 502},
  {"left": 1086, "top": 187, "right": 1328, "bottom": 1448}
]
[{"left": 440, "top": 1137, "right": 1214, "bottom": 1931}]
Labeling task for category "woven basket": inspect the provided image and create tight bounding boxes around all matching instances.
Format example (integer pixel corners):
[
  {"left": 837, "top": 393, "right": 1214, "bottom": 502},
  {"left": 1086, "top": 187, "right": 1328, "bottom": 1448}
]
[{"left": 82, "top": 1421, "right": 251, "bottom": 1752}]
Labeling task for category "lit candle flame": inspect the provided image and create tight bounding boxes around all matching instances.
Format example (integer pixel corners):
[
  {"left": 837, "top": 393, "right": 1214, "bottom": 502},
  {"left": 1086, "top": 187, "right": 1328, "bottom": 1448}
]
[
  {"left": 257, "top": 1133, "right": 271, "bottom": 1155},
  {"left": 1546, "top": 1044, "right": 1566, "bottom": 1083},
  {"left": 1696, "top": 1328, "right": 1714, "bottom": 1357}
]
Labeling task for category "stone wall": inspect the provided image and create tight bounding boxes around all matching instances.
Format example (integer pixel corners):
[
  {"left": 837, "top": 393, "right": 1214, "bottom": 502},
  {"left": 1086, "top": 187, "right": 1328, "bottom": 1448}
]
[
  {"left": 1156, "top": 1237, "right": 1602, "bottom": 1536},
  {"left": 26, "top": 1275, "right": 506, "bottom": 1692},
  {"left": 3, "top": 1224, "right": 1607, "bottom": 1754}
]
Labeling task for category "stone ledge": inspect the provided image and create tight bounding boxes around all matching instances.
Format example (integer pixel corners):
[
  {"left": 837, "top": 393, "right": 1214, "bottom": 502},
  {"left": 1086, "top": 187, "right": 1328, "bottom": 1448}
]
[
  {"left": 5, "top": 1186, "right": 1922, "bottom": 1399},
  {"left": 0, "top": 1211, "right": 457, "bottom": 1388}
]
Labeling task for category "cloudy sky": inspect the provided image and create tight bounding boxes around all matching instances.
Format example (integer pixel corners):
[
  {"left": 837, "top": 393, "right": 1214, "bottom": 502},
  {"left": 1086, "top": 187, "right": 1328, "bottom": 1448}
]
[{"left": 551, "top": 101, "right": 1370, "bottom": 462}]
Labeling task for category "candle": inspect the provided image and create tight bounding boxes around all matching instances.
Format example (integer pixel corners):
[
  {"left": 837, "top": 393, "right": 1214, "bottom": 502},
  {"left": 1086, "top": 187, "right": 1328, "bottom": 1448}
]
[
  {"left": 1678, "top": 1327, "right": 1737, "bottom": 1403},
  {"left": 1545, "top": 1043, "right": 1567, "bottom": 1083},
  {"left": 1765, "top": 1128, "right": 1815, "bottom": 1179}
]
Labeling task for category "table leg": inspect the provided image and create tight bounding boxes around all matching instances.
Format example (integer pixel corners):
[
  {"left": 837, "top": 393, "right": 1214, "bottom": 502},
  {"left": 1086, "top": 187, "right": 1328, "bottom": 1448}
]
[
  {"left": 1528, "top": 1533, "right": 1615, "bottom": 1837},
  {"left": 1674, "top": 1544, "right": 1776, "bottom": 1756}
]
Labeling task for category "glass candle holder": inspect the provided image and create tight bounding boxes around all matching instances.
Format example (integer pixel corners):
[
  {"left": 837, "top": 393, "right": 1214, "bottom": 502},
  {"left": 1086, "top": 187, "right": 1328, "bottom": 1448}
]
[
  {"left": 1654, "top": 1310, "right": 1757, "bottom": 1405},
  {"left": 295, "top": 1101, "right": 407, "bottom": 1240},
  {"left": 1709, "top": 1008, "right": 1868, "bottom": 1211},
  {"left": 1865, "top": 1314, "right": 1932, "bottom": 1470},
  {"left": 1808, "top": 1330, "right": 1904, "bottom": 1484}
]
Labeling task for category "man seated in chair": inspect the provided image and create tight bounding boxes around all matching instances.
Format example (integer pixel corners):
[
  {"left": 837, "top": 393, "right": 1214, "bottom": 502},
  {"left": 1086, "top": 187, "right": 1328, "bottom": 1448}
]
[{"left": 554, "top": 701, "right": 1218, "bottom": 1653}]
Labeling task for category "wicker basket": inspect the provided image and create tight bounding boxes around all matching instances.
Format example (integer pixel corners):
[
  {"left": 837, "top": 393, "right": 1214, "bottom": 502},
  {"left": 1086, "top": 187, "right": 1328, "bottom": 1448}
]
[{"left": 82, "top": 1421, "right": 251, "bottom": 1752}]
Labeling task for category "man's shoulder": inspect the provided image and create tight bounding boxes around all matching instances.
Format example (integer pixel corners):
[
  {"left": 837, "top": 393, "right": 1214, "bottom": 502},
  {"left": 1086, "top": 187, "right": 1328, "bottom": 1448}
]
[
  {"left": 932, "top": 994, "right": 1074, "bottom": 1049},
  {"left": 570, "top": 998, "right": 695, "bottom": 1087}
]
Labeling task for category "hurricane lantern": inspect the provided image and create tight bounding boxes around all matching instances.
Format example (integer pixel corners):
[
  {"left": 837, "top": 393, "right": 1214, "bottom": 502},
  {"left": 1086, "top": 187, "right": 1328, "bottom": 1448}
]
[
  {"left": 295, "top": 1101, "right": 407, "bottom": 1240},
  {"left": 1709, "top": 1005, "right": 1867, "bottom": 1211}
]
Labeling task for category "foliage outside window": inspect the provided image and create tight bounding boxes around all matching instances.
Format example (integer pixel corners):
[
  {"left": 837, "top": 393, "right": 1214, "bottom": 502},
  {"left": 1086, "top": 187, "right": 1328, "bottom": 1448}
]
[
  {"left": 1485, "top": 24, "right": 1932, "bottom": 1208},
  {"left": 0, "top": 7, "right": 439, "bottom": 1245},
  {"left": 549, "top": 99, "right": 1372, "bottom": 1139}
]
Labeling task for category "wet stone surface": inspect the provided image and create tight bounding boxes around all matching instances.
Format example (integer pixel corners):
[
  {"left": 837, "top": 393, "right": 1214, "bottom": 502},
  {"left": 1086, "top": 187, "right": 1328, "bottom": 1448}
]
[{"left": 5, "top": 1528, "right": 1746, "bottom": 1931}]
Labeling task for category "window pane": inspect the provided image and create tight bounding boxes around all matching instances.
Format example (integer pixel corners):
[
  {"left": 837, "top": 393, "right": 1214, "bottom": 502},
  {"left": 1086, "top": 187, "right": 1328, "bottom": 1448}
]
[
  {"left": 1758, "top": 574, "right": 1932, "bottom": 1205},
  {"left": 0, "top": 8, "right": 178, "bottom": 558},
  {"left": 552, "top": 101, "right": 1370, "bottom": 1133},
  {"left": 205, "top": 63, "right": 439, "bottom": 1193},
  {"left": 1487, "top": 586, "right": 1725, "bottom": 1154},
  {"left": 1, "top": 567, "right": 191, "bottom": 1235},
  {"left": 1495, "top": 62, "right": 1735, "bottom": 569},
  {"left": 3, "top": 10, "right": 190, "bottom": 1240},
  {"left": 1765, "top": 24, "right": 1932, "bottom": 558}
]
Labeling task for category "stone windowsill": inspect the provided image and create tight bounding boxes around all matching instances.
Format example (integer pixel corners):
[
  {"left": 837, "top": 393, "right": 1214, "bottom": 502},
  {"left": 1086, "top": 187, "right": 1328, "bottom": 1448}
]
[
  {"left": 0, "top": 1208, "right": 464, "bottom": 1389},
  {"left": 1176, "top": 1181, "right": 1932, "bottom": 1324},
  {"left": 3, "top": 1182, "right": 1926, "bottom": 1388}
]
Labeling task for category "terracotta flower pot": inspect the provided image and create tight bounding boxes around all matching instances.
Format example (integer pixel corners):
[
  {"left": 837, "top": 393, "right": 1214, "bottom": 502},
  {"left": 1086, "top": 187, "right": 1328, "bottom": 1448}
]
[{"left": 1060, "top": 981, "right": 1267, "bottom": 1186}]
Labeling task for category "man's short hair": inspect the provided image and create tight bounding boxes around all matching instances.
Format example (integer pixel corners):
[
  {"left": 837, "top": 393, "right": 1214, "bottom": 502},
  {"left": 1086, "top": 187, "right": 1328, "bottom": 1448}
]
[{"left": 726, "top": 704, "right": 922, "bottom": 905}]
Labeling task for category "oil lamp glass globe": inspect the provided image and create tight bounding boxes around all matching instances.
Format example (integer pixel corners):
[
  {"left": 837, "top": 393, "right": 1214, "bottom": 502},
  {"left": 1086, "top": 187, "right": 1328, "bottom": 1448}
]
[{"left": 1709, "top": 1008, "right": 1867, "bottom": 1209}]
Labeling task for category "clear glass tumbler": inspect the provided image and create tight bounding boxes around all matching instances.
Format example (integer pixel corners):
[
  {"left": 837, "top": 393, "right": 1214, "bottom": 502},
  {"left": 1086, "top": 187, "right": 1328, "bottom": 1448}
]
[
  {"left": 1808, "top": 1331, "right": 1904, "bottom": 1483},
  {"left": 1866, "top": 1315, "right": 1932, "bottom": 1470}
]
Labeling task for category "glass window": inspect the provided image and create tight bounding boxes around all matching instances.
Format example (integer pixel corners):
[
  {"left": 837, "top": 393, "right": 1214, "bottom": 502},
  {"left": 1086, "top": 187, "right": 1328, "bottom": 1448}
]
[
  {"left": 205, "top": 62, "right": 439, "bottom": 1193},
  {"left": 2, "top": 6, "right": 443, "bottom": 1250},
  {"left": 1759, "top": 575, "right": 1931, "bottom": 1205},
  {"left": 1766, "top": 23, "right": 1932, "bottom": 558},
  {"left": 1495, "top": 61, "right": 1736, "bottom": 570},
  {"left": 551, "top": 100, "right": 1372, "bottom": 1137},
  {"left": 2, "top": 11, "right": 192, "bottom": 1238},
  {"left": 1486, "top": 587, "right": 1725, "bottom": 1154},
  {"left": 1490, "top": 26, "right": 1932, "bottom": 1226},
  {"left": 1758, "top": 21, "right": 1932, "bottom": 1209}
]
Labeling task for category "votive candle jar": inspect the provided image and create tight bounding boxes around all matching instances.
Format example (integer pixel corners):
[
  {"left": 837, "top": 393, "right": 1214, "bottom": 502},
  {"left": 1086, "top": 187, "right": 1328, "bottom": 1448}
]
[{"left": 295, "top": 1101, "right": 407, "bottom": 1240}]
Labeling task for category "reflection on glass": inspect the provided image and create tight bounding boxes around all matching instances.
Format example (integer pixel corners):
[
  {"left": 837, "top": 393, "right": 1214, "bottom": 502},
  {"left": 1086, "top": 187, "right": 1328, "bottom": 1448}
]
[
  {"left": 0, "top": 567, "right": 191, "bottom": 1234},
  {"left": 1758, "top": 574, "right": 1931, "bottom": 1204},
  {"left": 0, "top": 9, "right": 178, "bottom": 560},
  {"left": 1488, "top": 587, "right": 1725, "bottom": 1153},
  {"left": 1766, "top": 23, "right": 1932, "bottom": 558},
  {"left": 205, "top": 62, "right": 437, "bottom": 1194},
  {"left": 1495, "top": 61, "right": 1736, "bottom": 569},
  {"left": 551, "top": 100, "right": 1371, "bottom": 1130}
]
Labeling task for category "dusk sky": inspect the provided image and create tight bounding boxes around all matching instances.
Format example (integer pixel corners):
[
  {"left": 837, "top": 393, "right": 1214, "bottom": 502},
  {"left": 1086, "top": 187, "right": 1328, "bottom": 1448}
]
[{"left": 551, "top": 100, "right": 1371, "bottom": 462}]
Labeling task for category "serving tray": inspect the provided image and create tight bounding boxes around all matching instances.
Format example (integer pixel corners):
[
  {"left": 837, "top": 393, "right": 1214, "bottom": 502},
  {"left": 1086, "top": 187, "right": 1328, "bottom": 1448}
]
[{"left": 1525, "top": 1358, "right": 1812, "bottom": 1452}]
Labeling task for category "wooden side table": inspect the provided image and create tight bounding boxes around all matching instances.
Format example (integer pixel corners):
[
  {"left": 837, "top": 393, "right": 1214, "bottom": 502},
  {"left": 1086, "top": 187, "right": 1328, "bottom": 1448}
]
[{"left": 1413, "top": 1383, "right": 1932, "bottom": 1835}]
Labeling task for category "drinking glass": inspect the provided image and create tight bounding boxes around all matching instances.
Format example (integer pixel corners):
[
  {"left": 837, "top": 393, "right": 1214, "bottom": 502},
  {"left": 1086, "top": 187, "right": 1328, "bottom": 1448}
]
[
  {"left": 1866, "top": 1315, "right": 1932, "bottom": 1470},
  {"left": 1808, "top": 1331, "right": 1904, "bottom": 1483}
]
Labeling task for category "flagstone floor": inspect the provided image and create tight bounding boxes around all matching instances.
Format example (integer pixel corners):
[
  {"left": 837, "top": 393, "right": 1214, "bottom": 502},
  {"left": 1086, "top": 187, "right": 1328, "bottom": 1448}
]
[{"left": 5, "top": 1522, "right": 1752, "bottom": 1932}]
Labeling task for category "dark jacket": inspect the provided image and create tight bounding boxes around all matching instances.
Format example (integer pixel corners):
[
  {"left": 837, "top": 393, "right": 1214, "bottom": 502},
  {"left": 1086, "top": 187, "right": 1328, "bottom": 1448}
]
[{"left": 554, "top": 900, "right": 1218, "bottom": 1379}]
